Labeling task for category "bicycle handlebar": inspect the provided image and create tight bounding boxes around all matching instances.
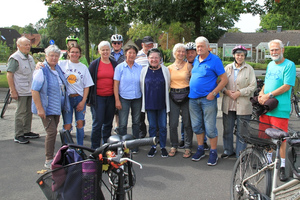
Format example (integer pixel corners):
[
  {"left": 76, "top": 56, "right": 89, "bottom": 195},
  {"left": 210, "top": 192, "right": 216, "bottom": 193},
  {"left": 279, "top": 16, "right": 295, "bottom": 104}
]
[{"left": 90, "top": 137, "right": 158, "bottom": 159}]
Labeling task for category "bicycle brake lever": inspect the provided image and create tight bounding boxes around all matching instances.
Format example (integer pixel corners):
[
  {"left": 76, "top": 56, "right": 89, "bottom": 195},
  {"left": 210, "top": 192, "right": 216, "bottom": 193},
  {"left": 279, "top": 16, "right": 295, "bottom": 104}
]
[{"left": 119, "top": 158, "right": 143, "bottom": 169}]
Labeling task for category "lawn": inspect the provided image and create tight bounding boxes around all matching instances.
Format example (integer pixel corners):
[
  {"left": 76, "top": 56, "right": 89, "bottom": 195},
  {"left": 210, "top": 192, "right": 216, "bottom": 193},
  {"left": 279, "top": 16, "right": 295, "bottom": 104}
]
[{"left": 0, "top": 72, "right": 8, "bottom": 88}]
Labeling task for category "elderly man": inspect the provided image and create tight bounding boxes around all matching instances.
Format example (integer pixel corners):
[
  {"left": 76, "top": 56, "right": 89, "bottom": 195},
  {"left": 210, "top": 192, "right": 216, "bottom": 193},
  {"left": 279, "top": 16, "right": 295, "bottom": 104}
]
[
  {"left": 258, "top": 39, "right": 296, "bottom": 181},
  {"left": 110, "top": 34, "right": 125, "bottom": 64},
  {"left": 7, "top": 36, "right": 39, "bottom": 144},
  {"left": 189, "top": 36, "right": 228, "bottom": 166}
]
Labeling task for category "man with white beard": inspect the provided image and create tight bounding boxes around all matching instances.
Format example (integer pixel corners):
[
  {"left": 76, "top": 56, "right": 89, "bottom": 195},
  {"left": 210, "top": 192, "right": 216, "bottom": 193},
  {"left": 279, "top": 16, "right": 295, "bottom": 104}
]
[{"left": 258, "top": 39, "right": 296, "bottom": 181}]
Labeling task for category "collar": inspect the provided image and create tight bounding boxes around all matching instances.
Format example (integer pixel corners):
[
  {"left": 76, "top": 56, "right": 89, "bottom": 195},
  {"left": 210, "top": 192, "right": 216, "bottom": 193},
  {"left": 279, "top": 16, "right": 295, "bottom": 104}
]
[{"left": 112, "top": 49, "right": 123, "bottom": 55}]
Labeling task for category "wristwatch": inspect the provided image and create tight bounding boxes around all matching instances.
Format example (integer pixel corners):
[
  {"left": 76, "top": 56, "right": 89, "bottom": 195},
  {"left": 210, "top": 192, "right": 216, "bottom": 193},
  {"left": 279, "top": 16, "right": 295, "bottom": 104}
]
[
  {"left": 269, "top": 92, "right": 274, "bottom": 98},
  {"left": 212, "top": 91, "right": 217, "bottom": 96}
]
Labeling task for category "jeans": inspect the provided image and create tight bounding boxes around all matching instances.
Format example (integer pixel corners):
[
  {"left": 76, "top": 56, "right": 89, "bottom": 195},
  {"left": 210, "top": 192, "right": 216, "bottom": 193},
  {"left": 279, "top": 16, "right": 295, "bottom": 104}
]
[
  {"left": 169, "top": 99, "right": 193, "bottom": 149},
  {"left": 189, "top": 97, "right": 218, "bottom": 138},
  {"left": 90, "top": 95, "right": 115, "bottom": 149},
  {"left": 146, "top": 109, "right": 167, "bottom": 148},
  {"left": 223, "top": 112, "right": 250, "bottom": 157},
  {"left": 118, "top": 97, "right": 141, "bottom": 139},
  {"left": 62, "top": 95, "right": 86, "bottom": 145}
]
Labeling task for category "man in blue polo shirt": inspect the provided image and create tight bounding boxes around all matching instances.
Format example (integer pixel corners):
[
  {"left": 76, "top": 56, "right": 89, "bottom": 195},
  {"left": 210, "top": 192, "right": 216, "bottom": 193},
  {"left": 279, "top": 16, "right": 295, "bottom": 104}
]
[{"left": 189, "top": 36, "right": 228, "bottom": 166}]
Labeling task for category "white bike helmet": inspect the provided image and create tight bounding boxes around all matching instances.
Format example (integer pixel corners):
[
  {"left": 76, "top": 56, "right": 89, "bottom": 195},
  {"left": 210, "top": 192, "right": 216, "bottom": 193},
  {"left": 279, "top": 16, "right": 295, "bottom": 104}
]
[
  {"left": 111, "top": 34, "right": 123, "bottom": 42},
  {"left": 186, "top": 42, "right": 196, "bottom": 50}
]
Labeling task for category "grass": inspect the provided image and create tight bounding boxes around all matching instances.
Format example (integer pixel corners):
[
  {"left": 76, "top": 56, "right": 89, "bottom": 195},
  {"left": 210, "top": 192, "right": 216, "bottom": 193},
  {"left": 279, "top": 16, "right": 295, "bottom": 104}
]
[{"left": 0, "top": 72, "right": 8, "bottom": 88}]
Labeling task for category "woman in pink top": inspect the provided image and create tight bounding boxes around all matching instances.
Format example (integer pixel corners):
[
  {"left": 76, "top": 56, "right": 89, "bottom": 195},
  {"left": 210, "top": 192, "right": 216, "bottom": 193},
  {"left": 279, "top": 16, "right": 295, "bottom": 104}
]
[{"left": 168, "top": 43, "right": 193, "bottom": 158}]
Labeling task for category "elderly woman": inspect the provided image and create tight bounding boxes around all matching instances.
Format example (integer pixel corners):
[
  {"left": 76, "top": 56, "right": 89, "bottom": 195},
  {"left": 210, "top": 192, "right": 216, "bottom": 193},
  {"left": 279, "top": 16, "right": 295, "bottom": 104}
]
[
  {"left": 140, "top": 48, "right": 170, "bottom": 158},
  {"left": 221, "top": 45, "right": 257, "bottom": 158},
  {"left": 59, "top": 43, "right": 94, "bottom": 146},
  {"left": 88, "top": 41, "right": 118, "bottom": 149},
  {"left": 31, "top": 45, "right": 70, "bottom": 168},
  {"left": 114, "top": 45, "right": 142, "bottom": 152},
  {"left": 168, "top": 43, "right": 193, "bottom": 158}
]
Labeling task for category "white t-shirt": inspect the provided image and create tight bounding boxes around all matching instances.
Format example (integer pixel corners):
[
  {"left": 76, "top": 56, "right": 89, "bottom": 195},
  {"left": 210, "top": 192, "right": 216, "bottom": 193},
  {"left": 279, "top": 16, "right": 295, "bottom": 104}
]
[{"left": 58, "top": 60, "right": 94, "bottom": 96}]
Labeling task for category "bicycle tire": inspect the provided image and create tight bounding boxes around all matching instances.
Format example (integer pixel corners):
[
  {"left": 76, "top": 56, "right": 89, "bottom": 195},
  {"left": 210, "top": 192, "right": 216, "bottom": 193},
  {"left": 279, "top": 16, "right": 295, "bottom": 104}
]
[
  {"left": 230, "top": 147, "right": 272, "bottom": 200},
  {"left": 1, "top": 90, "right": 11, "bottom": 118},
  {"left": 294, "top": 92, "right": 300, "bottom": 117}
]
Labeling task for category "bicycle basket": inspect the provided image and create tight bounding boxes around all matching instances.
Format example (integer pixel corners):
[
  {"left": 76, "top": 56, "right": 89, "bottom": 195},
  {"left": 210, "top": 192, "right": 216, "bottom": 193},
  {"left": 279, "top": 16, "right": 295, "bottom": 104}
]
[
  {"left": 37, "top": 160, "right": 104, "bottom": 200},
  {"left": 239, "top": 118, "right": 280, "bottom": 148}
]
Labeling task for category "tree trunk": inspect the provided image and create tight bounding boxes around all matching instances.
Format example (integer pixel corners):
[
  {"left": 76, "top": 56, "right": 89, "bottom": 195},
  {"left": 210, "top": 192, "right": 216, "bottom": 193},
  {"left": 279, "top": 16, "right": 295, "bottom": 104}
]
[{"left": 84, "top": 17, "right": 90, "bottom": 65}]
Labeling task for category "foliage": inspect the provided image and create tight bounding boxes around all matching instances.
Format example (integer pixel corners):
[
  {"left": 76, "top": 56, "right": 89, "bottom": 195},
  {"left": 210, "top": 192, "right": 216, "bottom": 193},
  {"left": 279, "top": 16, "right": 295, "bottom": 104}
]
[
  {"left": 0, "top": 40, "right": 11, "bottom": 63},
  {"left": 284, "top": 46, "right": 300, "bottom": 65},
  {"left": 159, "top": 49, "right": 172, "bottom": 63},
  {"left": 227, "top": 28, "right": 241, "bottom": 33},
  {"left": 0, "top": 72, "right": 8, "bottom": 88},
  {"left": 32, "top": 53, "right": 46, "bottom": 63},
  {"left": 260, "top": 13, "right": 296, "bottom": 30}
]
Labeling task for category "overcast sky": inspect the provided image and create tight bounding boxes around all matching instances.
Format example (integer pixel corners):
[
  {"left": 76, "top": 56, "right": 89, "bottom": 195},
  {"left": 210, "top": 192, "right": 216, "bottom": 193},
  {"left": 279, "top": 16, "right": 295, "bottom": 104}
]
[{"left": 0, "top": 0, "right": 261, "bottom": 32}]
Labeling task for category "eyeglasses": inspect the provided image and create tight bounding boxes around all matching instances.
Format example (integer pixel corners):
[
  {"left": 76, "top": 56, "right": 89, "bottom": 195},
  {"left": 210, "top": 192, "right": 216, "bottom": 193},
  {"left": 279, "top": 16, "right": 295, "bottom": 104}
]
[{"left": 112, "top": 42, "right": 122, "bottom": 45}]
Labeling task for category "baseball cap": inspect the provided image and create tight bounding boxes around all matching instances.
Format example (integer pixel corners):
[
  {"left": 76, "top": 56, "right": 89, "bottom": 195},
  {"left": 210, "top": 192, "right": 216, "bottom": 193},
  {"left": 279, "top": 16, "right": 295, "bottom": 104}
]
[{"left": 142, "top": 36, "right": 154, "bottom": 44}]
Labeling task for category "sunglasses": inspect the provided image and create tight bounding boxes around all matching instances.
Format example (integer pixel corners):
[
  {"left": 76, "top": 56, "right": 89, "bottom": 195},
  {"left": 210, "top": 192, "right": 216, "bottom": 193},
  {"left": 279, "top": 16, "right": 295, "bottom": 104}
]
[{"left": 112, "top": 42, "right": 122, "bottom": 45}]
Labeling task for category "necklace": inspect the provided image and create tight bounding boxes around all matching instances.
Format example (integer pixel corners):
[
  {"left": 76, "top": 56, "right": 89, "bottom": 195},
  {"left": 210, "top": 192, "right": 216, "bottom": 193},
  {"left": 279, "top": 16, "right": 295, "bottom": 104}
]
[{"left": 174, "top": 61, "right": 185, "bottom": 70}]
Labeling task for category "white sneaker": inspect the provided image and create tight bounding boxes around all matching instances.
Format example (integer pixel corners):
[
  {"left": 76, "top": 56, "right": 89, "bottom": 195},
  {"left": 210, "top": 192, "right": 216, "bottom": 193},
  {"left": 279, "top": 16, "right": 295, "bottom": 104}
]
[{"left": 44, "top": 160, "right": 53, "bottom": 169}]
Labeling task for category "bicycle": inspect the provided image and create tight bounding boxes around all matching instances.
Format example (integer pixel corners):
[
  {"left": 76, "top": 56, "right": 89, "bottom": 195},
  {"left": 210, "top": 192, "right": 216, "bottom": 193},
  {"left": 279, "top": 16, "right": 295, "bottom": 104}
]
[
  {"left": 37, "top": 134, "right": 158, "bottom": 200},
  {"left": 231, "top": 118, "right": 300, "bottom": 200},
  {"left": 290, "top": 74, "right": 300, "bottom": 117},
  {"left": 1, "top": 89, "right": 12, "bottom": 118}
]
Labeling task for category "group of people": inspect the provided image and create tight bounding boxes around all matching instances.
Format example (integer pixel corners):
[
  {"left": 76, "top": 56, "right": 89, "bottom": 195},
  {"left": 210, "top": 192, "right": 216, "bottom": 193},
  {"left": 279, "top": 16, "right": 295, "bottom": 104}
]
[{"left": 7, "top": 34, "right": 295, "bottom": 181}]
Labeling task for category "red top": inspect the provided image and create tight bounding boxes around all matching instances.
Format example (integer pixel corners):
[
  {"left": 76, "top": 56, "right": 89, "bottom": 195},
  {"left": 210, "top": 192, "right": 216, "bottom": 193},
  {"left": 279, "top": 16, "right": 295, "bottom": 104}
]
[{"left": 96, "top": 60, "right": 114, "bottom": 96}]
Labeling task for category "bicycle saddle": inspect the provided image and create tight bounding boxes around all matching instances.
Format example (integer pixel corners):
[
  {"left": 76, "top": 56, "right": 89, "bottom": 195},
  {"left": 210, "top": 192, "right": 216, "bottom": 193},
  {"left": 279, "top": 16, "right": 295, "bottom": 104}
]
[{"left": 265, "top": 128, "right": 289, "bottom": 139}]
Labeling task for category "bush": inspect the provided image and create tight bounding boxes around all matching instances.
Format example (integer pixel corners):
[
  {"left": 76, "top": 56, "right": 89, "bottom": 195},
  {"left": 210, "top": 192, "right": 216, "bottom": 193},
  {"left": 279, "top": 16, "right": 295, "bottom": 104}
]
[
  {"left": 284, "top": 46, "right": 300, "bottom": 65},
  {"left": 0, "top": 41, "right": 11, "bottom": 63}
]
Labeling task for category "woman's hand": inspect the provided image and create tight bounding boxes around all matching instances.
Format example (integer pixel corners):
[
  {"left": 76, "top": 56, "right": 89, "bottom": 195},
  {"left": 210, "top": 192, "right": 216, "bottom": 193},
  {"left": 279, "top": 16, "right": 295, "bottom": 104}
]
[
  {"left": 225, "top": 90, "right": 240, "bottom": 100},
  {"left": 115, "top": 100, "right": 122, "bottom": 110},
  {"left": 76, "top": 101, "right": 85, "bottom": 111},
  {"left": 37, "top": 108, "right": 46, "bottom": 119}
]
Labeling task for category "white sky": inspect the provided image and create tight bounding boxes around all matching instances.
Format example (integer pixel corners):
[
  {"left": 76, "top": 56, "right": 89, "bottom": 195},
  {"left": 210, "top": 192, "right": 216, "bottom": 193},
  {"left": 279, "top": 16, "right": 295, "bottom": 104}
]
[{"left": 0, "top": 0, "right": 261, "bottom": 32}]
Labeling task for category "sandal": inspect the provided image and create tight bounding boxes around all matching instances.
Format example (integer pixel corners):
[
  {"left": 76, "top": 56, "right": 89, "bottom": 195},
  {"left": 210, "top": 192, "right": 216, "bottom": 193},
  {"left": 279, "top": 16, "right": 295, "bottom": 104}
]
[
  {"left": 183, "top": 149, "right": 192, "bottom": 158},
  {"left": 168, "top": 147, "right": 177, "bottom": 157}
]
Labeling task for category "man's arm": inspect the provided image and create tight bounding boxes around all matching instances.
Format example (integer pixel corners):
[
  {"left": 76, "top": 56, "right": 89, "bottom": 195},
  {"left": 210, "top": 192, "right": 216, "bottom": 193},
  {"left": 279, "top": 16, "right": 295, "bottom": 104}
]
[
  {"left": 258, "top": 84, "right": 291, "bottom": 105},
  {"left": 207, "top": 73, "right": 228, "bottom": 100}
]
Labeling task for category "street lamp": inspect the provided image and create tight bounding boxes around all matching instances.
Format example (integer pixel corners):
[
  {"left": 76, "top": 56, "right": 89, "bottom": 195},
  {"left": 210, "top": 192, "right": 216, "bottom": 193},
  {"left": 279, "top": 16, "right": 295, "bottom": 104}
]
[
  {"left": 91, "top": 43, "right": 95, "bottom": 61},
  {"left": 162, "top": 31, "right": 168, "bottom": 49}
]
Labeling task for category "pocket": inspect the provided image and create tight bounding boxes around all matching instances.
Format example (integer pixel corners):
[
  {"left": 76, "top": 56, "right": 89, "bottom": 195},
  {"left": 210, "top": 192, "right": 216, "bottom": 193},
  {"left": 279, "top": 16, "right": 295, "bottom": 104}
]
[{"left": 22, "top": 65, "right": 32, "bottom": 75}]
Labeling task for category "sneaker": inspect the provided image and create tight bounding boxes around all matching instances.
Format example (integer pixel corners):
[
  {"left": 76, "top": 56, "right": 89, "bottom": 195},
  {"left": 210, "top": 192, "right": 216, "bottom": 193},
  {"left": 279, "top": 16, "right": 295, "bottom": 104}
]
[
  {"left": 24, "top": 132, "right": 40, "bottom": 139},
  {"left": 161, "top": 148, "right": 168, "bottom": 158},
  {"left": 139, "top": 131, "right": 147, "bottom": 138},
  {"left": 147, "top": 147, "right": 157, "bottom": 157},
  {"left": 221, "top": 152, "right": 236, "bottom": 159},
  {"left": 44, "top": 160, "right": 53, "bottom": 169},
  {"left": 279, "top": 167, "right": 288, "bottom": 182},
  {"left": 178, "top": 141, "right": 185, "bottom": 149},
  {"left": 207, "top": 151, "right": 218, "bottom": 166},
  {"left": 204, "top": 142, "right": 210, "bottom": 151},
  {"left": 132, "top": 149, "right": 139, "bottom": 154},
  {"left": 14, "top": 136, "right": 29, "bottom": 144},
  {"left": 191, "top": 148, "right": 205, "bottom": 161}
]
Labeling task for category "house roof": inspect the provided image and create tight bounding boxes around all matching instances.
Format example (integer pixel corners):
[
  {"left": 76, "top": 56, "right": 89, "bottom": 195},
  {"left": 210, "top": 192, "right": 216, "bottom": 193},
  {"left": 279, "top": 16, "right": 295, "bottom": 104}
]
[
  {"left": 217, "top": 31, "right": 300, "bottom": 48},
  {"left": 0, "top": 28, "right": 21, "bottom": 48}
]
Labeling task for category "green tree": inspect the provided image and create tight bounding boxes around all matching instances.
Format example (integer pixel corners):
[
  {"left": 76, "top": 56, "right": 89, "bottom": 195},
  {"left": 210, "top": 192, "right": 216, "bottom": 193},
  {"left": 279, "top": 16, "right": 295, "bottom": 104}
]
[
  {"left": 43, "top": 0, "right": 129, "bottom": 64},
  {"left": 23, "top": 23, "right": 38, "bottom": 34},
  {"left": 228, "top": 28, "right": 241, "bottom": 33},
  {"left": 260, "top": 13, "right": 297, "bottom": 30}
]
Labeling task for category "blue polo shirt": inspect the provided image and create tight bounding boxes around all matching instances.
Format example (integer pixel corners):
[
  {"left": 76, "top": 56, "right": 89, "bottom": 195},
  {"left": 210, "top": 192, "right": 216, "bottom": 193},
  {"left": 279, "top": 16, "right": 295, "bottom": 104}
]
[
  {"left": 114, "top": 61, "right": 143, "bottom": 99},
  {"left": 111, "top": 49, "right": 124, "bottom": 62},
  {"left": 264, "top": 58, "right": 296, "bottom": 118},
  {"left": 189, "top": 53, "right": 225, "bottom": 99}
]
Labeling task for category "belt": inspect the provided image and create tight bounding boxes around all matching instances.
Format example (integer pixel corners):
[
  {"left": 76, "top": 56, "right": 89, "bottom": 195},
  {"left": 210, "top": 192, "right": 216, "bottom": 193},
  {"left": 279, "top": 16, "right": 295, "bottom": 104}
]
[
  {"left": 69, "top": 93, "right": 80, "bottom": 97},
  {"left": 170, "top": 87, "right": 189, "bottom": 93}
]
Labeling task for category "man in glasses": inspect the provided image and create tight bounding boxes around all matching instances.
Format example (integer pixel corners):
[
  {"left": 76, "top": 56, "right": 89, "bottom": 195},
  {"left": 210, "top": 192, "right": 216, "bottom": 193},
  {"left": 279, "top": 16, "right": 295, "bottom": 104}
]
[{"left": 110, "top": 34, "right": 125, "bottom": 64}]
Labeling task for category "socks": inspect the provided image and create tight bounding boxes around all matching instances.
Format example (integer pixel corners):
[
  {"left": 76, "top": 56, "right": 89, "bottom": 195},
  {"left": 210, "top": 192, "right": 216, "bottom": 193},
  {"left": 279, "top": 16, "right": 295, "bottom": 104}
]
[
  {"left": 281, "top": 158, "right": 285, "bottom": 168},
  {"left": 267, "top": 152, "right": 273, "bottom": 163}
]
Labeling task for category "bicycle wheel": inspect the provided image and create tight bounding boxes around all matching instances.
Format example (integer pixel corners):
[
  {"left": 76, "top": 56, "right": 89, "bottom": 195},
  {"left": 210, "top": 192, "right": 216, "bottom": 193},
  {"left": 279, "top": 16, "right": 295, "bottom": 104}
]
[
  {"left": 1, "top": 90, "right": 11, "bottom": 118},
  {"left": 231, "top": 148, "right": 272, "bottom": 200},
  {"left": 294, "top": 91, "right": 300, "bottom": 117}
]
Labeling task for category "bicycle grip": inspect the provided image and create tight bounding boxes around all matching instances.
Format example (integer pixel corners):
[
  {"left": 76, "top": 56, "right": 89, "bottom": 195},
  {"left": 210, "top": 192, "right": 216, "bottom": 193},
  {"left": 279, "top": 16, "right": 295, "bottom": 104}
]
[{"left": 124, "top": 137, "right": 158, "bottom": 149}]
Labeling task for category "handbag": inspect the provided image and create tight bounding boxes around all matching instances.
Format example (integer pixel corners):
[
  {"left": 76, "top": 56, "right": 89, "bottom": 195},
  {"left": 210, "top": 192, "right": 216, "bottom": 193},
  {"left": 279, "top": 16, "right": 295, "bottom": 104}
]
[{"left": 170, "top": 87, "right": 189, "bottom": 104}]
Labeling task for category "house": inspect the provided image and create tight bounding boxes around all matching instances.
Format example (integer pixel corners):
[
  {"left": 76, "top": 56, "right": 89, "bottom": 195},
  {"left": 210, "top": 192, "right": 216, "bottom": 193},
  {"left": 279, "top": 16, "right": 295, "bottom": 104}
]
[
  {"left": 22, "top": 33, "right": 41, "bottom": 47},
  {"left": 217, "top": 28, "right": 300, "bottom": 62},
  {"left": 0, "top": 28, "right": 21, "bottom": 48}
]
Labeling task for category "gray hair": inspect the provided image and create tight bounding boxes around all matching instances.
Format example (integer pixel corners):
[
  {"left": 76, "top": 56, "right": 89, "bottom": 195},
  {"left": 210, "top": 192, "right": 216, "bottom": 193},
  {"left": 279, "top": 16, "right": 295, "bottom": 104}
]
[
  {"left": 268, "top": 39, "right": 284, "bottom": 49},
  {"left": 44, "top": 45, "right": 61, "bottom": 56},
  {"left": 172, "top": 43, "right": 186, "bottom": 58},
  {"left": 98, "top": 41, "right": 111, "bottom": 52},
  {"left": 16, "top": 36, "right": 30, "bottom": 46},
  {"left": 195, "top": 36, "right": 209, "bottom": 47}
]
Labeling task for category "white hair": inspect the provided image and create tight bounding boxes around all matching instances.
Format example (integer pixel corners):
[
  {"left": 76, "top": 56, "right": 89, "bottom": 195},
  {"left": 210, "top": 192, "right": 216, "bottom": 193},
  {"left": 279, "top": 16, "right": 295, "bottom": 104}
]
[
  {"left": 44, "top": 45, "right": 61, "bottom": 56},
  {"left": 16, "top": 36, "right": 30, "bottom": 46},
  {"left": 98, "top": 41, "right": 111, "bottom": 52},
  {"left": 195, "top": 36, "right": 209, "bottom": 47},
  {"left": 172, "top": 43, "right": 186, "bottom": 58},
  {"left": 268, "top": 39, "right": 284, "bottom": 49}
]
